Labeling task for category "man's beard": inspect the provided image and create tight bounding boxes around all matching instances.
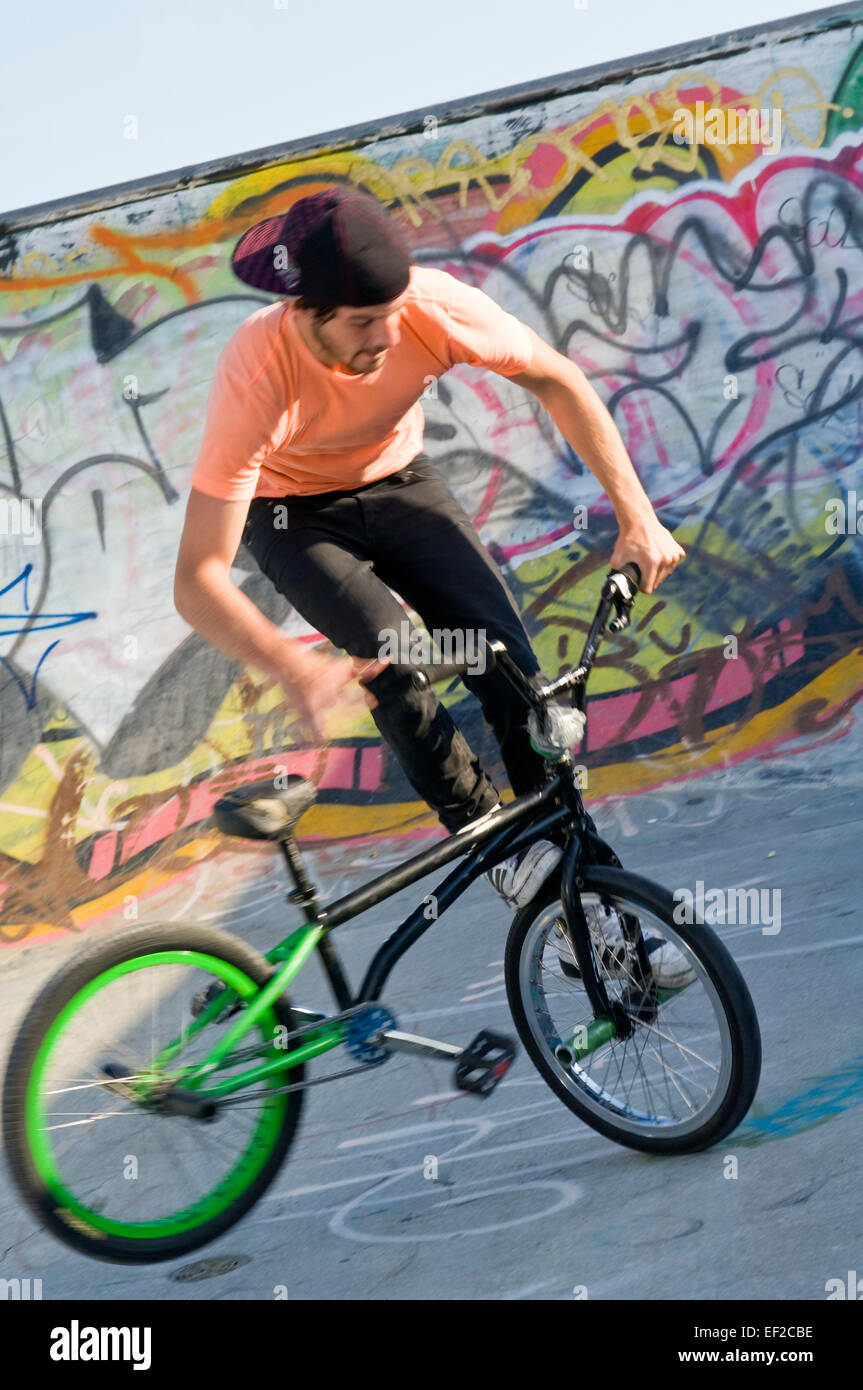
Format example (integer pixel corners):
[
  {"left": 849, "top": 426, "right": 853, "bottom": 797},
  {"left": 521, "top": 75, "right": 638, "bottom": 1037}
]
[
  {"left": 352, "top": 354, "right": 383, "bottom": 374},
  {"left": 312, "top": 323, "right": 381, "bottom": 374}
]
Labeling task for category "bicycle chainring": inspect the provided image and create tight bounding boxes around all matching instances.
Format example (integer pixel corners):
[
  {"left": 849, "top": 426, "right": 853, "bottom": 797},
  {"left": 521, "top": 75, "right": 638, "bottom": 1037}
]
[{"left": 345, "top": 1005, "right": 397, "bottom": 1065}]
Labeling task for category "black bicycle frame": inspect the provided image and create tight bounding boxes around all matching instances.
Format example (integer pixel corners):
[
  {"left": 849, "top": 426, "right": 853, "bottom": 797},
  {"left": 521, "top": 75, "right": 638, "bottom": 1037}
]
[
  {"left": 278, "top": 757, "right": 623, "bottom": 1011},
  {"left": 273, "top": 565, "right": 643, "bottom": 1017}
]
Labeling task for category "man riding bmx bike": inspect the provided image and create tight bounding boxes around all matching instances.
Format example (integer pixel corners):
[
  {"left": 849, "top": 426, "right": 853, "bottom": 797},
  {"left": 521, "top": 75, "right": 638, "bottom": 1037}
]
[{"left": 174, "top": 188, "right": 685, "bottom": 974}]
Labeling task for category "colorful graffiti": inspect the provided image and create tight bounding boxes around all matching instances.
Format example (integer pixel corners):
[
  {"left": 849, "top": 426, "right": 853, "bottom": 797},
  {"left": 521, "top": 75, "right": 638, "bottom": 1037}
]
[{"left": 1, "top": 20, "right": 863, "bottom": 943}]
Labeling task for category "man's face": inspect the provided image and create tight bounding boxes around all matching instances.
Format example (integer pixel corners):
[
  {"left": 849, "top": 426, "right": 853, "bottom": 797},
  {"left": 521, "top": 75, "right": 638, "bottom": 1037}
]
[{"left": 306, "top": 290, "right": 409, "bottom": 373}]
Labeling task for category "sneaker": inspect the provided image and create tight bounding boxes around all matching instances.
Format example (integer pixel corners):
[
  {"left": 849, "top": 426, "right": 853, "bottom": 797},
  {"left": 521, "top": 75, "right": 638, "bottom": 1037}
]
[
  {"left": 487, "top": 840, "right": 563, "bottom": 909},
  {"left": 642, "top": 937, "right": 698, "bottom": 990},
  {"left": 556, "top": 904, "right": 696, "bottom": 990}
]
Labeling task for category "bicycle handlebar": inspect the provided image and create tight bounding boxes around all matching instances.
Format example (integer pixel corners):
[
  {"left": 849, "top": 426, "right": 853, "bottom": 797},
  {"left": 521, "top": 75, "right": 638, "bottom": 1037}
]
[{"left": 417, "top": 562, "right": 641, "bottom": 708}]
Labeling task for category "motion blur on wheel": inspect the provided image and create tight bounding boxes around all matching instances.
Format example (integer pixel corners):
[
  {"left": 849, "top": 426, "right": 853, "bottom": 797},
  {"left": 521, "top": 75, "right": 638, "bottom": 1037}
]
[{"left": 2, "top": 923, "right": 305, "bottom": 1264}]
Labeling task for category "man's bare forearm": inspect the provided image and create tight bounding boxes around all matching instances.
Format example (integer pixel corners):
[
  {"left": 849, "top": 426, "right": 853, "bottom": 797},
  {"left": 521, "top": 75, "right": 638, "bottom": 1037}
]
[
  {"left": 174, "top": 567, "right": 300, "bottom": 679},
  {"left": 539, "top": 364, "right": 655, "bottom": 526}
]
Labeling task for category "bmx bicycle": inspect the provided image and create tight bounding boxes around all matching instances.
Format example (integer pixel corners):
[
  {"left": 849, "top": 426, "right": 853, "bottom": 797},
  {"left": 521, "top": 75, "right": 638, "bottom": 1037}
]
[{"left": 2, "top": 563, "right": 761, "bottom": 1263}]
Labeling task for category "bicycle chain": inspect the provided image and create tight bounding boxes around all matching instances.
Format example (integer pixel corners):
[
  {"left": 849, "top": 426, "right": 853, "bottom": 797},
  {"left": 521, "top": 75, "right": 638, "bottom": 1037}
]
[
  {"left": 173, "top": 1001, "right": 395, "bottom": 1105},
  {"left": 214, "top": 1061, "right": 385, "bottom": 1106}
]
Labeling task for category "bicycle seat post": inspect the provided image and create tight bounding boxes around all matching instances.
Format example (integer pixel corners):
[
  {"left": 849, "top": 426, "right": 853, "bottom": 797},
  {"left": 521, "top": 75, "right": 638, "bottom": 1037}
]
[
  {"left": 279, "top": 836, "right": 320, "bottom": 916},
  {"left": 278, "top": 835, "right": 354, "bottom": 1009}
]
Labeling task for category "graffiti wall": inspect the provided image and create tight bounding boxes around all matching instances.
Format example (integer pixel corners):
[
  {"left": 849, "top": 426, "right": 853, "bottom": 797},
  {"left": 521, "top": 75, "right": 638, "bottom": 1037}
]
[{"left": 2, "top": 6, "right": 863, "bottom": 943}]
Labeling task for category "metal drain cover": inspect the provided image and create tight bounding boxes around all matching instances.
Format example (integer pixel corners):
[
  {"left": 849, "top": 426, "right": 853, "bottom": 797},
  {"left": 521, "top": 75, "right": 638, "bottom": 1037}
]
[{"left": 170, "top": 1254, "right": 251, "bottom": 1283}]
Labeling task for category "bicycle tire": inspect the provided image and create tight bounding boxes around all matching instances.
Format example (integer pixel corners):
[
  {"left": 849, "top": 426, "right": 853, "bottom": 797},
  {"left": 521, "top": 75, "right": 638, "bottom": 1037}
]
[
  {"left": 504, "top": 866, "right": 761, "bottom": 1154},
  {"left": 2, "top": 922, "right": 306, "bottom": 1264}
]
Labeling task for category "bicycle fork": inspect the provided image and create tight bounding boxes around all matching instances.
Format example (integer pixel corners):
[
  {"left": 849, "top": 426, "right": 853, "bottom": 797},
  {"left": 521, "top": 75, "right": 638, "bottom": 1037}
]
[{"left": 555, "top": 838, "right": 655, "bottom": 1064}]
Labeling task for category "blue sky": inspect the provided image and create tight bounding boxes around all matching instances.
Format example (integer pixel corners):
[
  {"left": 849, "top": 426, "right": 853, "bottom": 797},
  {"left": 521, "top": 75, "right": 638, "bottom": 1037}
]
[{"left": 0, "top": 0, "right": 847, "bottom": 215}]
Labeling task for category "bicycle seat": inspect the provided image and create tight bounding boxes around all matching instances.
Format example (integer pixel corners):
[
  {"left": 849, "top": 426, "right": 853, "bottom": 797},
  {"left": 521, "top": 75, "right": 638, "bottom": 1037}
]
[{"left": 212, "top": 775, "right": 317, "bottom": 841}]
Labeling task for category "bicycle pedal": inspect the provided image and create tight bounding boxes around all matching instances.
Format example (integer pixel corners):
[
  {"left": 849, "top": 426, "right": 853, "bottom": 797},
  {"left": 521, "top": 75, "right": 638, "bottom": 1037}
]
[{"left": 453, "top": 1029, "right": 517, "bottom": 1098}]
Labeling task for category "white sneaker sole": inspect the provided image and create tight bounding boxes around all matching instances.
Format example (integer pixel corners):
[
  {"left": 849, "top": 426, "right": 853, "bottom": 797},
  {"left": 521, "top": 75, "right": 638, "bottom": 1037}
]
[
  {"left": 558, "top": 929, "right": 696, "bottom": 990},
  {"left": 489, "top": 842, "right": 562, "bottom": 909}
]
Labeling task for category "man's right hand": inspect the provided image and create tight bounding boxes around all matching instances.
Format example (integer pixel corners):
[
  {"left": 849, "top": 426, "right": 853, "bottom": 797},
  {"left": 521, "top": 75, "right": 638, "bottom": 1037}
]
[
  {"left": 173, "top": 492, "right": 388, "bottom": 743},
  {"left": 276, "top": 643, "right": 388, "bottom": 743}
]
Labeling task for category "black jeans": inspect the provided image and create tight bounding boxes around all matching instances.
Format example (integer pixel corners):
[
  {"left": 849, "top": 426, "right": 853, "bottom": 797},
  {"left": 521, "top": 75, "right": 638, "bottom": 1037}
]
[{"left": 241, "top": 454, "right": 549, "bottom": 832}]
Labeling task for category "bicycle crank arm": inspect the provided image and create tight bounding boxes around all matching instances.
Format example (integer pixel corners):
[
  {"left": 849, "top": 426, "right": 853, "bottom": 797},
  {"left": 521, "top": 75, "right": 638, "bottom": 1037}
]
[
  {"left": 377, "top": 1027, "right": 518, "bottom": 1099},
  {"left": 376, "top": 1029, "right": 463, "bottom": 1061}
]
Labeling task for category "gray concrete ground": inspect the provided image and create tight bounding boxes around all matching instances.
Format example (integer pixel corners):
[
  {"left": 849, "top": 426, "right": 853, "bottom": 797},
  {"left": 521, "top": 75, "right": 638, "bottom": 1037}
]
[{"left": 2, "top": 724, "right": 862, "bottom": 1301}]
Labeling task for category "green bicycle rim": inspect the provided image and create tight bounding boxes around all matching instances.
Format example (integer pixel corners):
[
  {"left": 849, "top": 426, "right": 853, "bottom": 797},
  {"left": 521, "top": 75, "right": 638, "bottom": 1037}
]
[{"left": 25, "top": 950, "right": 289, "bottom": 1241}]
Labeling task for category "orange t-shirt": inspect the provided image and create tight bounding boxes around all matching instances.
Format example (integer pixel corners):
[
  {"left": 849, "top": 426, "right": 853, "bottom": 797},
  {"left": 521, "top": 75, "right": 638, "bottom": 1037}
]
[{"left": 190, "top": 265, "right": 534, "bottom": 501}]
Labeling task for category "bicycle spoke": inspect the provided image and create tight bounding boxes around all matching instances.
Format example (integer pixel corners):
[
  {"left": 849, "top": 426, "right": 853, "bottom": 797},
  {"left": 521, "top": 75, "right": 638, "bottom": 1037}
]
[
  {"left": 519, "top": 891, "right": 736, "bottom": 1139},
  {"left": 27, "top": 954, "right": 298, "bottom": 1235}
]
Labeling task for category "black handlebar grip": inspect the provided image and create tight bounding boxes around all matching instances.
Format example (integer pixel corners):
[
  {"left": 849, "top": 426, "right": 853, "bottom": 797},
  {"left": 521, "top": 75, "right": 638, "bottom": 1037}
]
[
  {"left": 415, "top": 663, "right": 466, "bottom": 684},
  {"left": 414, "top": 642, "right": 500, "bottom": 685},
  {"left": 619, "top": 562, "right": 641, "bottom": 592}
]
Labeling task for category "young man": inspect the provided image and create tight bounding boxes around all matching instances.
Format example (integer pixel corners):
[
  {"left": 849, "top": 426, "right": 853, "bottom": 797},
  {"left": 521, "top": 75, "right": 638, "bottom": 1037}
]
[{"left": 174, "top": 188, "right": 684, "bottom": 923}]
